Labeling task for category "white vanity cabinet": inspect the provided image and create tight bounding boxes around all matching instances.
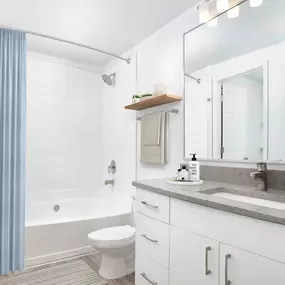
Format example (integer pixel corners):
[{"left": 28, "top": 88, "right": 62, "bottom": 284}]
[
  {"left": 135, "top": 189, "right": 170, "bottom": 285},
  {"left": 135, "top": 188, "right": 285, "bottom": 285},
  {"left": 170, "top": 226, "right": 219, "bottom": 285},
  {"left": 219, "top": 244, "right": 285, "bottom": 285}
]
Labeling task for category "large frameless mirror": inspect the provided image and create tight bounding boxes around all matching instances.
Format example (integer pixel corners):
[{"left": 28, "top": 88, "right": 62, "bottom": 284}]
[{"left": 184, "top": 0, "right": 285, "bottom": 163}]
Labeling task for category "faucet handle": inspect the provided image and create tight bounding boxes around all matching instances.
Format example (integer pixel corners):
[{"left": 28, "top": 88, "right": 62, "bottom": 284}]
[{"left": 257, "top": 162, "right": 267, "bottom": 172}]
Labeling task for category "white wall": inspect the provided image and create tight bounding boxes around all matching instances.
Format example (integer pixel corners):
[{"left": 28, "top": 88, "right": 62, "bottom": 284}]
[
  {"left": 100, "top": 6, "right": 199, "bottom": 197},
  {"left": 223, "top": 76, "right": 263, "bottom": 161},
  {"left": 26, "top": 53, "right": 104, "bottom": 205},
  {"left": 245, "top": 78, "right": 263, "bottom": 161}
]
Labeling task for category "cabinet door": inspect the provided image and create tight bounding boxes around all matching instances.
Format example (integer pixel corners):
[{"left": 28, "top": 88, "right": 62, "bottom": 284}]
[
  {"left": 170, "top": 226, "right": 219, "bottom": 285},
  {"left": 220, "top": 244, "right": 285, "bottom": 285}
]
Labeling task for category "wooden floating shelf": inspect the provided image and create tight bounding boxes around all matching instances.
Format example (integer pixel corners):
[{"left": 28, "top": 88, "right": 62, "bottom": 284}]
[{"left": 125, "top": 94, "right": 182, "bottom": 111}]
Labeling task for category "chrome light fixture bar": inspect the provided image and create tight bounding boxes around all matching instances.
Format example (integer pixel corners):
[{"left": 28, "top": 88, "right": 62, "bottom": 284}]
[{"left": 0, "top": 24, "right": 131, "bottom": 64}]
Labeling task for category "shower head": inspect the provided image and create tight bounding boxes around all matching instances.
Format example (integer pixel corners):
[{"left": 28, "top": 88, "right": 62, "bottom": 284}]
[{"left": 102, "top": 73, "right": 116, "bottom": 86}]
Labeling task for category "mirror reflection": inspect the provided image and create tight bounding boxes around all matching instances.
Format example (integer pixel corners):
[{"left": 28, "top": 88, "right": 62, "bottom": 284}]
[
  {"left": 220, "top": 68, "right": 264, "bottom": 161},
  {"left": 184, "top": 0, "right": 285, "bottom": 162}
]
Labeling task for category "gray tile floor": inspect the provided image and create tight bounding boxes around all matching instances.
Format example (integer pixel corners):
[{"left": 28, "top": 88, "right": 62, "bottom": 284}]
[{"left": 0, "top": 254, "right": 135, "bottom": 285}]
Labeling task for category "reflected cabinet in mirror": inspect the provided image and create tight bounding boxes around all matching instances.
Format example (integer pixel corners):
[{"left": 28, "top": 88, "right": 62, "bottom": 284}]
[{"left": 184, "top": 0, "right": 285, "bottom": 163}]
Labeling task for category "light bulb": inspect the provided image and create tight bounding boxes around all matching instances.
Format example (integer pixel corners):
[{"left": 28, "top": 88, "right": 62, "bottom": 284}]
[
  {"left": 208, "top": 18, "right": 218, "bottom": 27},
  {"left": 249, "top": 0, "right": 263, "bottom": 7},
  {"left": 199, "top": 1, "right": 210, "bottom": 23},
  {"left": 217, "top": 0, "right": 229, "bottom": 12},
  {"left": 228, "top": 6, "right": 240, "bottom": 18}
]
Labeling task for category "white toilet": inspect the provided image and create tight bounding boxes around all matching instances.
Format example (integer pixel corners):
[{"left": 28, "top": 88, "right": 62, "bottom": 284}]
[{"left": 88, "top": 225, "right": 136, "bottom": 279}]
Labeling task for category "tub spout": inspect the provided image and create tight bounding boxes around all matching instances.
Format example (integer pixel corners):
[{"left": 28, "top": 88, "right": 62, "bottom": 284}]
[{"left": 105, "top": 180, "right": 115, "bottom": 186}]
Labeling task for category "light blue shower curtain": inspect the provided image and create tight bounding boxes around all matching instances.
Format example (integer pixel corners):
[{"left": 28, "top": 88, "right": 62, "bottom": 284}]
[{"left": 0, "top": 29, "right": 26, "bottom": 275}]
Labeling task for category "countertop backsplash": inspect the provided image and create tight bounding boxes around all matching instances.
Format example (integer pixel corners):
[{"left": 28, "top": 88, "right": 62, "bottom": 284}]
[{"left": 199, "top": 165, "right": 285, "bottom": 191}]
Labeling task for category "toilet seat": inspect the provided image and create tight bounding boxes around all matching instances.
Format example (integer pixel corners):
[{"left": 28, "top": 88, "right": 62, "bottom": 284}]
[{"left": 88, "top": 225, "right": 135, "bottom": 248}]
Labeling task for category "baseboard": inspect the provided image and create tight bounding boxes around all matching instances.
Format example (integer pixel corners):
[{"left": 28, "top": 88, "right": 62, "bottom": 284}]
[{"left": 25, "top": 246, "right": 98, "bottom": 268}]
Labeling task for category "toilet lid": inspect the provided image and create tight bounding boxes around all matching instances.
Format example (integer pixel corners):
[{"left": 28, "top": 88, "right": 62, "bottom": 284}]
[{"left": 88, "top": 225, "right": 135, "bottom": 243}]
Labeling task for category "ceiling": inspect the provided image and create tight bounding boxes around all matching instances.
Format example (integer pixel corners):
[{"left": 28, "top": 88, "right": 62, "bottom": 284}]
[
  {"left": 0, "top": 0, "right": 199, "bottom": 67},
  {"left": 185, "top": 0, "right": 285, "bottom": 74}
]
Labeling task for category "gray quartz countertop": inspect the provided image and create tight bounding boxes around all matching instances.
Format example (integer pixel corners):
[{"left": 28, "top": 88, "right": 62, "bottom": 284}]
[{"left": 132, "top": 179, "right": 285, "bottom": 226}]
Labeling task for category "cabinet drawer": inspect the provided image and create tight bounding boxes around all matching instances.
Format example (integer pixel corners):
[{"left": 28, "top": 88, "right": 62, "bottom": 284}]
[
  {"left": 136, "top": 253, "right": 169, "bottom": 285},
  {"left": 136, "top": 188, "right": 170, "bottom": 223},
  {"left": 137, "top": 213, "right": 169, "bottom": 268}
]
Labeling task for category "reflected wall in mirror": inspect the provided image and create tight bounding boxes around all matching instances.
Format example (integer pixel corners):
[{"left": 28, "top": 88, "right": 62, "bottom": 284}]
[
  {"left": 184, "top": 0, "right": 285, "bottom": 163},
  {"left": 220, "top": 68, "right": 264, "bottom": 161}
]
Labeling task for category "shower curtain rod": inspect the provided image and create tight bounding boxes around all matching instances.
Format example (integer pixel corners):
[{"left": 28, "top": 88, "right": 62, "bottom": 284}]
[{"left": 0, "top": 24, "right": 131, "bottom": 64}]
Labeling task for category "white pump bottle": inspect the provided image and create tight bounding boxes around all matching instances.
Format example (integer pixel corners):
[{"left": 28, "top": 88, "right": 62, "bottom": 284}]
[{"left": 189, "top": 154, "right": 200, "bottom": 182}]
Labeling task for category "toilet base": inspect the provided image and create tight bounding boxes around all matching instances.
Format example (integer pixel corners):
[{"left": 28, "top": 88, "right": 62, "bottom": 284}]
[{"left": 99, "top": 252, "right": 135, "bottom": 280}]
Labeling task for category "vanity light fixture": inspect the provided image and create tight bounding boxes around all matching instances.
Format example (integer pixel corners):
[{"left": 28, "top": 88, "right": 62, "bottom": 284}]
[
  {"left": 249, "top": 0, "right": 263, "bottom": 7},
  {"left": 199, "top": 0, "right": 263, "bottom": 28},
  {"left": 199, "top": 0, "right": 210, "bottom": 23},
  {"left": 217, "top": 0, "right": 229, "bottom": 12},
  {"left": 228, "top": 5, "right": 240, "bottom": 18}
]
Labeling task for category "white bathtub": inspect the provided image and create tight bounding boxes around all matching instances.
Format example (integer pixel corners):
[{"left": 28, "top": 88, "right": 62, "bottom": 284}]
[{"left": 25, "top": 196, "right": 131, "bottom": 267}]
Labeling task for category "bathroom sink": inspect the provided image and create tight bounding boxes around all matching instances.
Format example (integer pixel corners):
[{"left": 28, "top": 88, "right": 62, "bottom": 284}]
[{"left": 201, "top": 187, "right": 285, "bottom": 210}]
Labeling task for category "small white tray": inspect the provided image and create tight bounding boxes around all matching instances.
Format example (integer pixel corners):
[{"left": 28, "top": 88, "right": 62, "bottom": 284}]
[{"left": 166, "top": 178, "right": 204, "bottom": 186}]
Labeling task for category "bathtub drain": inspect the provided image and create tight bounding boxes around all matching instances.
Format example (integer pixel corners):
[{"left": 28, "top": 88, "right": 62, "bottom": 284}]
[{"left": 53, "top": 205, "right": 60, "bottom": 212}]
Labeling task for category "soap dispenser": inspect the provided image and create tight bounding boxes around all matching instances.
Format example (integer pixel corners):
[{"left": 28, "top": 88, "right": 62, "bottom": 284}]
[{"left": 189, "top": 154, "right": 200, "bottom": 182}]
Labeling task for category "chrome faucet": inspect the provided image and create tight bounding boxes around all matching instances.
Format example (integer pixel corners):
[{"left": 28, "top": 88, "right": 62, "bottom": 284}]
[{"left": 250, "top": 163, "right": 267, "bottom": 191}]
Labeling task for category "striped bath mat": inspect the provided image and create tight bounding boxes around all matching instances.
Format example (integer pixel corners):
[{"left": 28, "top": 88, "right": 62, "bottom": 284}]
[{"left": 0, "top": 259, "right": 107, "bottom": 285}]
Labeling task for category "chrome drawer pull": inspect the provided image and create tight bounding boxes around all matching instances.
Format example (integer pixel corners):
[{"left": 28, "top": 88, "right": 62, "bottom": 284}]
[
  {"left": 141, "top": 234, "right": 158, "bottom": 243},
  {"left": 205, "top": 246, "right": 212, "bottom": 275},
  {"left": 141, "top": 201, "right": 159, "bottom": 209},
  {"left": 141, "top": 273, "right": 158, "bottom": 285},
  {"left": 225, "top": 254, "right": 231, "bottom": 285}
]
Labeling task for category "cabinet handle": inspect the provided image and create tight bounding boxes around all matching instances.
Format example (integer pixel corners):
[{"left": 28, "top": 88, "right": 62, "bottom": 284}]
[
  {"left": 205, "top": 246, "right": 212, "bottom": 275},
  {"left": 225, "top": 254, "right": 231, "bottom": 285},
  {"left": 141, "top": 201, "right": 159, "bottom": 209},
  {"left": 141, "top": 273, "right": 158, "bottom": 285},
  {"left": 141, "top": 234, "right": 158, "bottom": 243}
]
